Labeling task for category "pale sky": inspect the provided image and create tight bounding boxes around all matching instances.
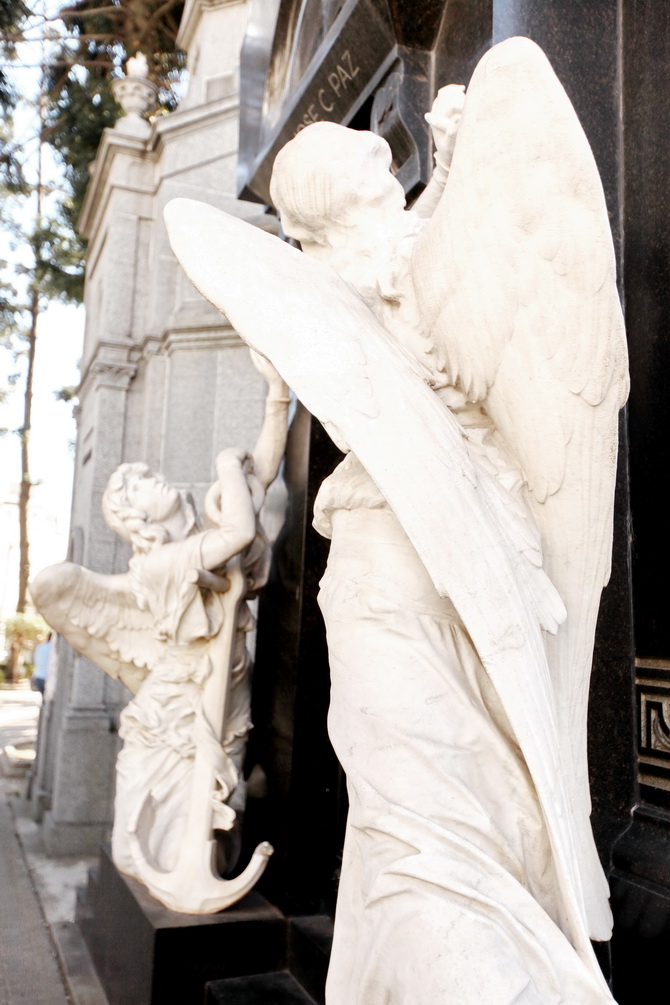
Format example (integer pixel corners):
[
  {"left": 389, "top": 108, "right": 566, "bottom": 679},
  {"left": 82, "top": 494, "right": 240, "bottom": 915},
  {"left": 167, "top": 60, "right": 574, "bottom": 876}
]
[
  {"left": 0, "top": 302, "right": 83, "bottom": 615},
  {"left": 0, "top": 300, "right": 83, "bottom": 513},
  {"left": 0, "top": 1, "right": 86, "bottom": 613}
]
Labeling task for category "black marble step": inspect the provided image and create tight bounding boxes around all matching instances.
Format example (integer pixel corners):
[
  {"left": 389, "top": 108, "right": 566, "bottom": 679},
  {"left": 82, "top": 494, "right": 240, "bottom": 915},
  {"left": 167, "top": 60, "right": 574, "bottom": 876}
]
[
  {"left": 205, "top": 970, "right": 316, "bottom": 1004},
  {"left": 288, "top": 916, "right": 331, "bottom": 1005},
  {"left": 77, "top": 846, "right": 287, "bottom": 1005}
]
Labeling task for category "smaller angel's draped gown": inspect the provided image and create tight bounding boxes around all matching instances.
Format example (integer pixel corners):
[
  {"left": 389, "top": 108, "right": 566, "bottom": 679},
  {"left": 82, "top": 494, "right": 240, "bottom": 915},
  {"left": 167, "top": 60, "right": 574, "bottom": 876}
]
[
  {"left": 315, "top": 452, "right": 611, "bottom": 1005},
  {"left": 112, "top": 530, "right": 266, "bottom": 879}
]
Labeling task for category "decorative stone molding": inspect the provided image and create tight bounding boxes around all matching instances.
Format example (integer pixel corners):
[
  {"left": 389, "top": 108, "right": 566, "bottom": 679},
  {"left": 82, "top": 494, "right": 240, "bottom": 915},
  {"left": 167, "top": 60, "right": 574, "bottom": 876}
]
[
  {"left": 636, "top": 658, "right": 670, "bottom": 797},
  {"left": 89, "top": 361, "right": 137, "bottom": 391}
]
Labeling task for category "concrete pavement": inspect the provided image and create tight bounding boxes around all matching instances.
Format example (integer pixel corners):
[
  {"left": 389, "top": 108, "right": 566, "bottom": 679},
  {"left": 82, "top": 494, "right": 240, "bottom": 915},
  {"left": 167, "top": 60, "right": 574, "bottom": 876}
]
[{"left": 0, "top": 684, "right": 108, "bottom": 1005}]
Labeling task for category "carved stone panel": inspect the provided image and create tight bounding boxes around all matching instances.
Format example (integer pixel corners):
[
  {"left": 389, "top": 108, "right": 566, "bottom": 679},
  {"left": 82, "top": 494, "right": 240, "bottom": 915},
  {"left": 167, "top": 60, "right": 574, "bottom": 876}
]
[{"left": 637, "top": 660, "right": 670, "bottom": 806}]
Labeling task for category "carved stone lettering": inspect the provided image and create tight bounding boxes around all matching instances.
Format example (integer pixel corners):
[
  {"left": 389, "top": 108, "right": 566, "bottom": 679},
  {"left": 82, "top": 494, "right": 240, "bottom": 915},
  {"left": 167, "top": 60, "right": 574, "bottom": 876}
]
[{"left": 294, "top": 49, "right": 362, "bottom": 135}]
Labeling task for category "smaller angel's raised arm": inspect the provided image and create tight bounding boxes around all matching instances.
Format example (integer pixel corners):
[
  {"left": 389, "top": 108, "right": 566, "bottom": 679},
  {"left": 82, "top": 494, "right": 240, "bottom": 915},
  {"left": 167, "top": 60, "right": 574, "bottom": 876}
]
[{"left": 199, "top": 448, "right": 257, "bottom": 570}]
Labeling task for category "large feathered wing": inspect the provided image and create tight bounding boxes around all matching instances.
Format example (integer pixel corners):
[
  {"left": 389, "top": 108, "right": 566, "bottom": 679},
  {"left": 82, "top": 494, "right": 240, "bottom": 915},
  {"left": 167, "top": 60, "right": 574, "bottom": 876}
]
[
  {"left": 30, "top": 563, "right": 160, "bottom": 694},
  {"left": 165, "top": 197, "right": 611, "bottom": 991},
  {"left": 412, "top": 36, "right": 629, "bottom": 939}
]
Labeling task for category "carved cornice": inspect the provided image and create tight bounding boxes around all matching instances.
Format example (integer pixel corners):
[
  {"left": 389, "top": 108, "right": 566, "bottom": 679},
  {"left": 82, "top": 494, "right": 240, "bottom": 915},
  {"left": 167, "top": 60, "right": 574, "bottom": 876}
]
[
  {"left": 89, "top": 361, "right": 138, "bottom": 391},
  {"left": 162, "top": 329, "right": 243, "bottom": 356},
  {"left": 78, "top": 342, "right": 138, "bottom": 399}
]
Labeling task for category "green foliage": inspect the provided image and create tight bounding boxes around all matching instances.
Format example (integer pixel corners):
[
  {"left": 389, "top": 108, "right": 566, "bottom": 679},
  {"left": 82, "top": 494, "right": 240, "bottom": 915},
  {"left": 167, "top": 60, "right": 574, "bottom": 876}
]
[
  {"left": 0, "top": 0, "right": 30, "bottom": 111},
  {"left": 55, "top": 383, "right": 78, "bottom": 402},
  {"left": 0, "top": 1, "right": 31, "bottom": 36},
  {"left": 4, "top": 611, "right": 49, "bottom": 650},
  {"left": 45, "top": 66, "right": 120, "bottom": 235},
  {"left": 2, "top": 2, "right": 187, "bottom": 300},
  {"left": 0, "top": 3, "right": 187, "bottom": 616},
  {"left": 1, "top": 4, "right": 191, "bottom": 615},
  {"left": 0, "top": 1, "right": 31, "bottom": 189},
  {"left": 54, "top": 0, "right": 186, "bottom": 88},
  {"left": 38, "top": 0, "right": 187, "bottom": 294},
  {"left": 0, "top": 274, "right": 19, "bottom": 340},
  {"left": 30, "top": 214, "right": 88, "bottom": 303}
]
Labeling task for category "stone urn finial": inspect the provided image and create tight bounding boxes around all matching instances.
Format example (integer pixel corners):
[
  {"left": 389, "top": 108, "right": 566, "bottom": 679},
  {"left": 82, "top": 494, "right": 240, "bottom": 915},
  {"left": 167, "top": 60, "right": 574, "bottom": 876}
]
[
  {"left": 112, "top": 52, "right": 158, "bottom": 136},
  {"left": 126, "top": 52, "right": 149, "bottom": 79}
]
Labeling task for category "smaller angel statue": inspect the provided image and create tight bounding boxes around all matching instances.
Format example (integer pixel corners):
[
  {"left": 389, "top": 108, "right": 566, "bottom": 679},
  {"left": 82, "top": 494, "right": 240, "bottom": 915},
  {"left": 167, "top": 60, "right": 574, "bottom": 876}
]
[{"left": 31, "top": 352, "right": 290, "bottom": 914}]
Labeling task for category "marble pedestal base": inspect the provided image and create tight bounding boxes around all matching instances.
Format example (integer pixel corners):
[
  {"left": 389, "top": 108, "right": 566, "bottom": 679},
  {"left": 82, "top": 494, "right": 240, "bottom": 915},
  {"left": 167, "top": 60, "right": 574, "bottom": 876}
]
[
  {"left": 41, "top": 709, "right": 118, "bottom": 856},
  {"left": 76, "top": 846, "right": 331, "bottom": 1005}
]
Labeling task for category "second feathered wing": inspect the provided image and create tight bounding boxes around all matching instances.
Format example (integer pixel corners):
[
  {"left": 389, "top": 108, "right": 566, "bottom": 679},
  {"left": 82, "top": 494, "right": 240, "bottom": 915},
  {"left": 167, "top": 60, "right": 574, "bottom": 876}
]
[{"left": 412, "top": 36, "right": 629, "bottom": 939}]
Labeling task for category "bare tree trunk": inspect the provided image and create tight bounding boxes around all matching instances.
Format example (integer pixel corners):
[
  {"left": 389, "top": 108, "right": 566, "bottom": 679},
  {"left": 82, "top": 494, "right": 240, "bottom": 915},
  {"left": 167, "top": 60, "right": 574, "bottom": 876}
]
[
  {"left": 5, "top": 639, "right": 24, "bottom": 684},
  {"left": 15, "top": 74, "right": 44, "bottom": 615},
  {"left": 16, "top": 295, "right": 37, "bottom": 613}
]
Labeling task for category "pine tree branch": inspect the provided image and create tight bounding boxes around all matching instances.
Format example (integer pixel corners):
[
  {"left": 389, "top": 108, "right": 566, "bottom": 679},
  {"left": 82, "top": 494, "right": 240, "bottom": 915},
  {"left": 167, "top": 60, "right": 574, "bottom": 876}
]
[
  {"left": 136, "top": 0, "right": 182, "bottom": 40},
  {"left": 56, "top": 6, "right": 127, "bottom": 20}
]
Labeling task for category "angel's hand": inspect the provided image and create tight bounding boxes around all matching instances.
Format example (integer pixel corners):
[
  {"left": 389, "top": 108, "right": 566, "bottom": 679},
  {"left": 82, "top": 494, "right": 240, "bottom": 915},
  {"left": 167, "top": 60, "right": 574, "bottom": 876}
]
[
  {"left": 425, "top": 84, "right": 466, "bottom": 172},
  {"left": 250, "top": 348, "right": 288, "bottom": 398},
  {"left": 216, "top": 446, "right": 249, "bottom": 477}
]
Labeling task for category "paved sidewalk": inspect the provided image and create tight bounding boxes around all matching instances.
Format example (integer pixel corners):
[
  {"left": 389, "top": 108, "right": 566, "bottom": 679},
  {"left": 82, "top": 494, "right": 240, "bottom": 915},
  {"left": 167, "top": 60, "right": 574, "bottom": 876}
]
[
  {"left": 0, "top": 792, "right": 70, "bottom": 1004},
  {"left": 0, "top": 685, "right": 108, "bottom": 1005}
]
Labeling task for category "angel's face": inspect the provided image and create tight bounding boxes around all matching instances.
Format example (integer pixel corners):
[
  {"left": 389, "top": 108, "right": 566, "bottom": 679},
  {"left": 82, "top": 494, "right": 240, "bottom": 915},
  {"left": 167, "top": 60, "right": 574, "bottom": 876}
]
[
  {"left": 298, "top": 136, "right": 406, "bottom": 269},
  {"left": 356, "top": 135, "right": 406, "bottom": 216},
  {"left": 271, "top": 123, "right": 406, "bottom": 265},
  {"left": 127, "top": 472, "right": 183, "bottom": 527}
]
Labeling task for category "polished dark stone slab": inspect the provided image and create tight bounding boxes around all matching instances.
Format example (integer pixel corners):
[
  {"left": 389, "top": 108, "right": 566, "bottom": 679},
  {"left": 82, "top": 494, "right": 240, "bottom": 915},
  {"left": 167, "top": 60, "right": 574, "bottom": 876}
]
[
  {"left": 239, "top": 0, "right": 396, "bottom": 202},
  {"left": 206, "top": 971, "right": 316, "bottom": 1004},
  {"left": 490, "top": 0, "right": 636, "bottom": 881},
  {"left": 238, "top": 0, "right": 476, "bottom": 203},
  {"left": 288, "top": 916, "right": 331, "bottom": 1005},
  {"left": 433, "top": 0, "right": 492, "bottom": 92},
  {"left": 622, "top": 0, "right": 670, "bottom": 660},
  {"left": 610, "top": 870, "right": 670, "bottom": 1003},
  {"left": 77, "top": 846, "right": 287, "bottom": 1005},
  {"left": 249, "top": 406, "right": 346, "bottom": 920}
]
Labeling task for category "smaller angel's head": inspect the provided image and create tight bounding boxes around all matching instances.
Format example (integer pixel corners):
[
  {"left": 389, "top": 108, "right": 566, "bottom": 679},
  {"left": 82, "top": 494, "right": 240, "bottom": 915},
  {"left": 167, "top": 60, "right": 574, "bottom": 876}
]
[
  {"left": 270, "top": 122, "right": 406, "bottom": 250},
  {"left": 102, "top": 463, "right": 197, "bottom": 553}
]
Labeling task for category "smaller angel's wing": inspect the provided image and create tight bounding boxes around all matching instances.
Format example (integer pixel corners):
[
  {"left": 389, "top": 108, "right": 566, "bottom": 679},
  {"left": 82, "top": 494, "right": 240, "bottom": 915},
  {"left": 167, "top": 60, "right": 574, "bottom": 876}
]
[{"left": 30, "top": 563, "right": 161, "bottom": 694}]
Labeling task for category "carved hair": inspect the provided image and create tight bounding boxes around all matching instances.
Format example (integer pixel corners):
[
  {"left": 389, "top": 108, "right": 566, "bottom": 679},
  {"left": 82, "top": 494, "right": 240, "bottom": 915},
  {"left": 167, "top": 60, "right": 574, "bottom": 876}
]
[
  {"left": 270, "top": 122, "right": 392, "bottom": 245},
  {"left": 102, "top": 462, "right": 195, "bottom": 553}
]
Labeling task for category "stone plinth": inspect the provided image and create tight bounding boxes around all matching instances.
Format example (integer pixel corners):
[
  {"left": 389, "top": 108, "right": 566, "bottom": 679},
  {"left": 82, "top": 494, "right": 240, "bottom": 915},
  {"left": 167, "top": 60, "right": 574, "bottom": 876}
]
[{"left": 77, "top": 846, "right": 288, "bottom": 1005}]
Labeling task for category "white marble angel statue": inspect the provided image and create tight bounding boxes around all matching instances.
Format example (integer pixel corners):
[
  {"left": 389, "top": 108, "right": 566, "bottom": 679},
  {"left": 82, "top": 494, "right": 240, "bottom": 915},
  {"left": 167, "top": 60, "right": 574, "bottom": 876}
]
[
  {"left": 31, "top": 352, "right": 290, "bottom": 914},
  {"left": 165, "top": 37, "right": 628, "bottom": 1004}
]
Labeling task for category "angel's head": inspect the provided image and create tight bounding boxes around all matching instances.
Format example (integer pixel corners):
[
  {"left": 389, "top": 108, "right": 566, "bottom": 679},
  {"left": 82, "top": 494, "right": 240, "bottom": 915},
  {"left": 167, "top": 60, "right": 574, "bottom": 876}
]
[
  {"left": 102, "top": 463, "right": 197, "bottom": 553},
  {"left": 270, "top": 122, "right": 406, "bottom": 253}
]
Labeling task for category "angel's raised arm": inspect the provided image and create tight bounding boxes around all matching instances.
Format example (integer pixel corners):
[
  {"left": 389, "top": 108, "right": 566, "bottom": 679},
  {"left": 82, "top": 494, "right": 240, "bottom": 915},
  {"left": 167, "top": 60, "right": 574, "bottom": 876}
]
[
  {"left": 412, "top": 83, "right": 465, "bottom": 220},
  {"left": 249, "top": 349, "right": 290, "bottom": 491}
]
